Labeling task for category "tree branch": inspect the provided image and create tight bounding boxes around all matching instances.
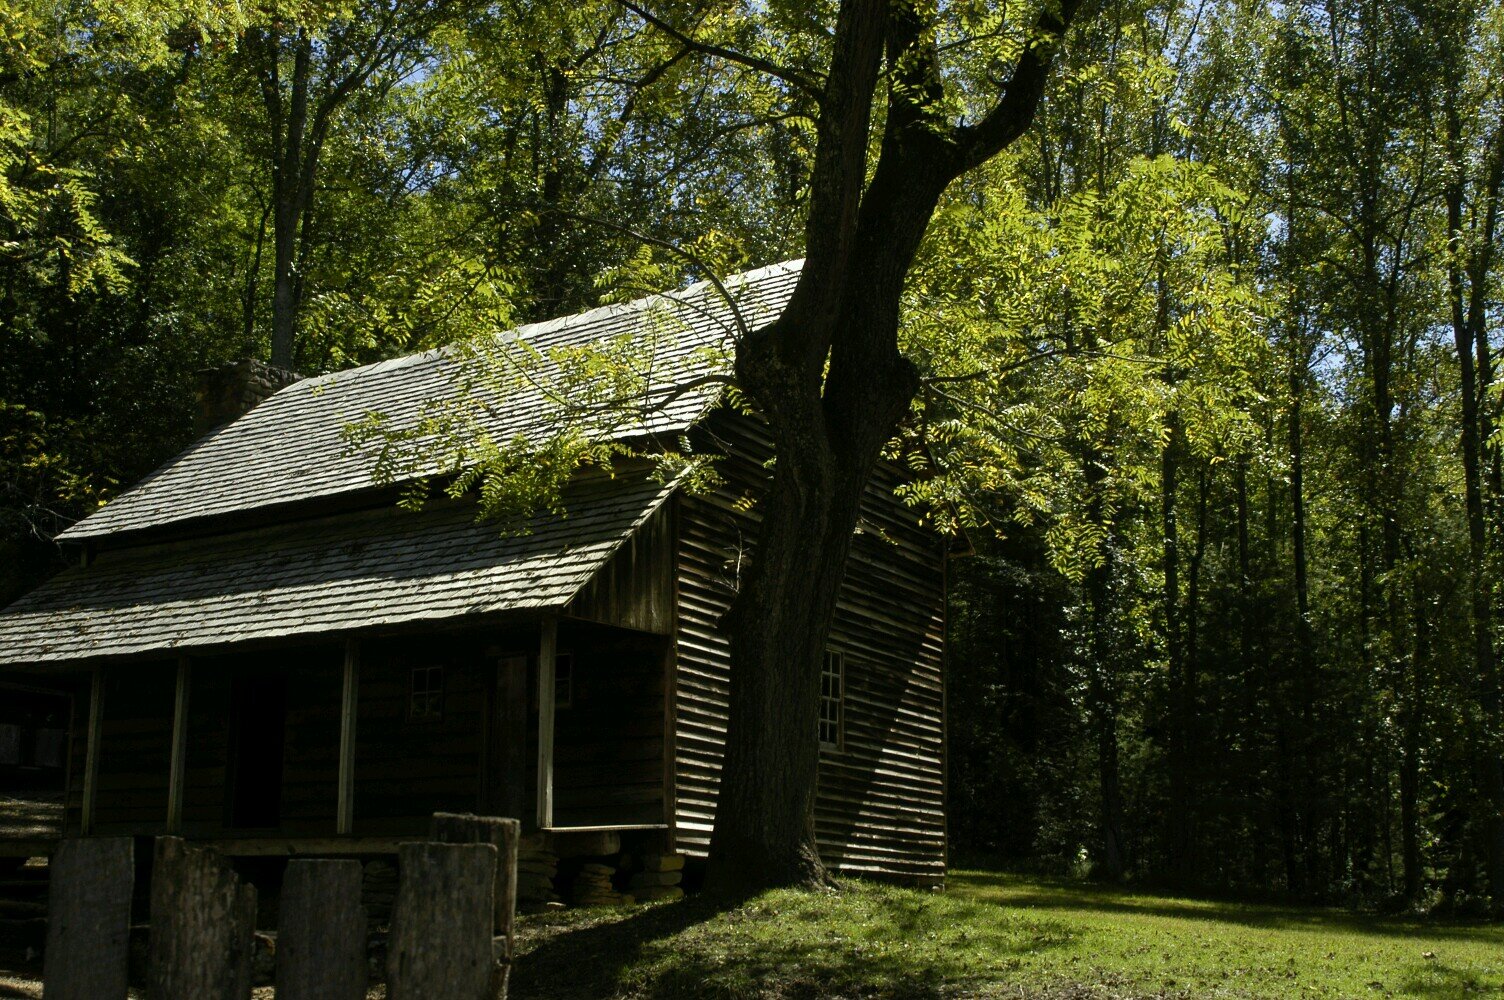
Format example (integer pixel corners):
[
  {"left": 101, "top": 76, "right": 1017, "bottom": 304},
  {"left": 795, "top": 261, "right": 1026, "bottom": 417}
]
[
  {"left": 953, "top": 0, "right": 1087, "bottom": 173},
  {"left": 613, "top": 0, "right": 824, "bottom": 99},
  {"left": 553, "top": 210, "right": 755, "bottom": 343}
]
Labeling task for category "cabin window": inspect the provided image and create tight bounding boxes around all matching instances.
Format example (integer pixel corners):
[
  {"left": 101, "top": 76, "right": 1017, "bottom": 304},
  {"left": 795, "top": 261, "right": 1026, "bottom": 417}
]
[
  {"left": 408, "top": 666, "right": 444, "bottom": 721},
  {"left": 554, "top": 653, "right": 574, "bottom": 710},
  {"left": 819, "top": 651, "right": 843, "bottom": 750}
]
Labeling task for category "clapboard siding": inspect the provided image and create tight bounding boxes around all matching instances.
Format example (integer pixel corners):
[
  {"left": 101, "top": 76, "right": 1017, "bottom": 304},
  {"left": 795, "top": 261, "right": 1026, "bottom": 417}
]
[{"left": 673, "top": 409, "right": 947, "bottom": 884}]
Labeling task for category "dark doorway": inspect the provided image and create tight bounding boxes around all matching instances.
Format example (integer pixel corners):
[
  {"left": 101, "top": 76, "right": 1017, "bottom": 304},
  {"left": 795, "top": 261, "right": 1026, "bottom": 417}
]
[{"left": 226, "top": 674, "right": 287, "bottom": 829}]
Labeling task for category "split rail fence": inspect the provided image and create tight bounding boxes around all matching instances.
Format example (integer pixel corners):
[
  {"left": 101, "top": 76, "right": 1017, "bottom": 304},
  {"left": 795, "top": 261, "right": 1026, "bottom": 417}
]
[{"left": 41, "top": 812, "right": 519, "bottom": 999}]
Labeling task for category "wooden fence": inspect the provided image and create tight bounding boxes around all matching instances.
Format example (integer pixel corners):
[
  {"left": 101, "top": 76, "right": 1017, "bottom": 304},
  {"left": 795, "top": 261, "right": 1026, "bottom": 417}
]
[{"left": 41, "top": 815, "right": 519, "bottom": 1000}]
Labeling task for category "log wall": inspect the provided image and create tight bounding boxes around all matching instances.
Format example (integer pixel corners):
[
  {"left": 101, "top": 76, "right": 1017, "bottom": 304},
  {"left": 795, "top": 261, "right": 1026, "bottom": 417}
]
[
  {"left": 672, "top": 410, "right": 948, "bottom": 884},
  {"left": 551, "top": 625, "right": 667, "bottom": 828},
  {"left": 61, "top": 623, "right": 668, "bottom": 839},
  {"left": 89, "top": 664, "right": 173, "bottom": 834},
  {"left": 351, "top": 636, "right": 489, "bottom": 833}
]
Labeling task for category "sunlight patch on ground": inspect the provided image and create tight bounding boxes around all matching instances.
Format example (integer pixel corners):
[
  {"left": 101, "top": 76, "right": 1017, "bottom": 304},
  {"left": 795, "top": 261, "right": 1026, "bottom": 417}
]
[{"left": 512, "top": 869, "right": 1504, "bottom": 999}]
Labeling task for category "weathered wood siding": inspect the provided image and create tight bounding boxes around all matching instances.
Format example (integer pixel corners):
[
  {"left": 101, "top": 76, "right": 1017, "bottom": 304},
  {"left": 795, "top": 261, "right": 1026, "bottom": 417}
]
[
  {"left": 68, "top": 642, "right": 484, "bottom": 837},
  {"left": 275, "top": 650, "right": 343, "bottom": 833},
  {"left": 88, "top": 664, "right": 174, "bottom": 834},
  {"left": 672, "top": 410, "right": 948, "bottom": 884},
  {"left": 566, "top": 501, "right": 675, "bottom": 635},
  {"left": 351, "top": 636, "right": 488, "bottom": 834},
  {"left": 551, "top": 625, "right": 667, "bottom": 828},
  {"left": 60, "top": 622, "right": 668, "bottom": 839},
  {"left": 179, "top": 647, "right": 344, "bottom": 835},
  {"left": 181, "top": 666, "right": 231, "bottom": 834}
]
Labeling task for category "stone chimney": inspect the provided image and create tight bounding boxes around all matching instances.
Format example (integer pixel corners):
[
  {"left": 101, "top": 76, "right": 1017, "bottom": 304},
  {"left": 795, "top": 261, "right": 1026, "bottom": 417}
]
[{"left": 193, "top": 359, "right": 302, "bottom": 435}]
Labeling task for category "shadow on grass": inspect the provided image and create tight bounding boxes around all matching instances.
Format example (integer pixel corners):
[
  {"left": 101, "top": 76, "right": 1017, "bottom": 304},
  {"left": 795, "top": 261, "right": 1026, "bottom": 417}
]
[
  {"left": 512, "top": 883, "right": 1074, "bottom": 1000},
  {"left": 512, "top": 895, "right": 724, "bottom": 1000},
  {"left": 954, "top": 871, "right": 1504, "bottom": 946}
]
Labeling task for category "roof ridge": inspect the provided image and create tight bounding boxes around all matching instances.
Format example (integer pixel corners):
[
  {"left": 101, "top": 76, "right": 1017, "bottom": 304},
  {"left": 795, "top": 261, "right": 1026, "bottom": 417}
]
[
  {"left": 56, "top": 259, "right": 803, "bottom": 544},
  {"left": 296, "top": 257, "right": 805, "bottom": 394}
]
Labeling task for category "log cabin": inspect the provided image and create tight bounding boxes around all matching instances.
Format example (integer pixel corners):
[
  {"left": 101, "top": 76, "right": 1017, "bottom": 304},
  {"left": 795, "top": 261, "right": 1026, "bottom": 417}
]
[{"left": 0, "top": 261, "right": 951, "bottom": 887}]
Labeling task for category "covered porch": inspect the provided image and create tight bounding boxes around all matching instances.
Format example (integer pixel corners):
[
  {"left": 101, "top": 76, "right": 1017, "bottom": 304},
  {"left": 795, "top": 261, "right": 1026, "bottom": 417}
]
[
  {"left": 50, "top": 617, "right": 672, "bottom": 855},
  {"left": 0, "top": 465, "right": 680, "bottom": 858}
]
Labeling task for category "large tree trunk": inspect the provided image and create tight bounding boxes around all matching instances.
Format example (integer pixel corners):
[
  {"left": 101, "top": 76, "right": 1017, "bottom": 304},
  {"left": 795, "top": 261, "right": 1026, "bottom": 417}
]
[
  {"left": 701, "top": 0, "right": 1084, "bottom": 895},
  {"left": 1162, "top": 417, "right": 1188, "bottom": 880},
  {"left": 271, "top": 190, "right": 301, "bottom": 369},
  {"left": 1087, "top": 555, "right": 1125, "bottom": 880},
  {"left": 708, "top": 440, "right": 876, "bottom": 890},
  {"left": 253, "top": 17, "right": 403, "bottom": 369},
  {"left": 707, "top": 266, "right": 922, "bottom": 895},
  {"left": 1282, "top": 154, "right": 1317, "bottom": 897},
  {"left": 260, "top": 31, "right": 314, "bottom": 370},
  {"left": 1400, "top": 585, "right": 1428, "bottom": 902},
  {"left": 1447, "top": 165, "right": 1504, "bottom": 906}
]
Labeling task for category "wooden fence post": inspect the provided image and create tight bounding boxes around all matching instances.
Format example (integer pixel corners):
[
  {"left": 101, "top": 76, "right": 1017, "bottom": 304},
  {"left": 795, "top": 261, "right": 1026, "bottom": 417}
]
[
  {"left": 43, "top": 837, "right": 133, "bottom": 1000},
  {"left": 429, "top": 813, "right": 519, "bottom": 952},
  {"left": 387, "top": 842, "right": 499, "bottom": 1000},
  {"left": 147, "top": 837, "right": 257, "bottom": 1000},
  {"left": 275, "top": 859, "right": 367, "bottom": 1000}
]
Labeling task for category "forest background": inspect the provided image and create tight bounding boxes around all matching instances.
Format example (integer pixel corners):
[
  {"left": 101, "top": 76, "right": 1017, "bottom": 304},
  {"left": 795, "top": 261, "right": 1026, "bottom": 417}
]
[{"left": 4, "top": 0, "right": 1504, "bottom": 912}]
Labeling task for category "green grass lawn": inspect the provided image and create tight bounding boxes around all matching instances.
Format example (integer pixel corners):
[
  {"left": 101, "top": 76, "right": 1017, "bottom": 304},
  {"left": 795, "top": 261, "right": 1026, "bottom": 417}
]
[{"left": 512, "top": 869, "right": 1504, "bottom": 999}]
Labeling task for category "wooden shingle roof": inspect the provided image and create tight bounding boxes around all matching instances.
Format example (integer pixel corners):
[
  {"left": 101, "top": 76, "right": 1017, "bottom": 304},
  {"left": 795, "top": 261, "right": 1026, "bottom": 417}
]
[
  {"left": 0, "top": 469, "right": 677, "bottom": 664},
  {"left": 59, "top": 260, "right": 802, "bottom": 544}
]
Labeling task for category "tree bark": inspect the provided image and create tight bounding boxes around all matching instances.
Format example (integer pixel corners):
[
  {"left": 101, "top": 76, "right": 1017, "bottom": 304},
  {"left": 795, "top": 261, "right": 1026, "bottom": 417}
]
[
  {"left": 1400, "top": 578, "right": 1428, "bottom": 902},
  {"left": 261, "top": 30, "right": 314, "bottom": 370},
  {"left": 703, "top": 0, "right": 1086, "bottom": 894},
  {"left": 43, "top": 837, "right": 134, "bottom": 1000},
  {"left": 275, "top": 860, "right": 367, "bottom": 1000},
  {"left": 1285, "top": 180, "right": 1318, "bottom": 898},
  {"left": 1162, "top": 415, "right": 1188, "bottom": 881}
]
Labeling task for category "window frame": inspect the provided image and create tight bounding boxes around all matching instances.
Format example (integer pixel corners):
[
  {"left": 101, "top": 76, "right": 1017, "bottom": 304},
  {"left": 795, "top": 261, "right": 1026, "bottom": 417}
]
[
  {"left": 407, "top": 665, "right": 445, "bottom": 723},
  {"left": 819, "top": 650, "right": 844, "bottom": 751}
]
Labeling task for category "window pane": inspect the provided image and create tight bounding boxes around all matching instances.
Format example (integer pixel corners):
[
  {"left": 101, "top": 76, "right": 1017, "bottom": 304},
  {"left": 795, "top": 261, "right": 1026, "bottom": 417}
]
[
  {"left": 410, "top": 667, "right": 443, "bottom": 720},
  {"left": 819, "top": 651, "right": 842, "bottom": 748}
]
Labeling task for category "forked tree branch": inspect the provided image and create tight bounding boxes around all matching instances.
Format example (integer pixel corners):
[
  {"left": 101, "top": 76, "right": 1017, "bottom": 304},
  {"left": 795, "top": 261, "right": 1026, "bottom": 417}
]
[
  {"left": 953, "top": 0, "right": 1088, "bottom": 173},
  {"left": 613, "top": 0, "right": 824, "bottom": 99}
]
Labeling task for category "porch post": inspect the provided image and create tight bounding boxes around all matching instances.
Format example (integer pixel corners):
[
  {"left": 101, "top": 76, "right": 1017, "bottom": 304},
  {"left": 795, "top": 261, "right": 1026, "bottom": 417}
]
[
  {"left": 166, "top": 657, "right": 190, "bottom": 834},
  {"left": 337, "top": 639, "right": 359, "bottom": 835},
  {"left": 81, "top": 667, "right": 104, "bottom": 835},
  {"left": 535, "top": 618, "right": 557, "bottom": 830}
]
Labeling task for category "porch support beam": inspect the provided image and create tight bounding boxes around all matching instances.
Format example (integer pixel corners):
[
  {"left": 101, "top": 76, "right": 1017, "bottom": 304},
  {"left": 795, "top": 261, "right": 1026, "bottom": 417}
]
[
  {"left": 536, "top": 618, "right": 557, "bottom": 830},
  {"left": 81, "top": 668, "right": 104, "bottom": 835},
  {"left": 337, "top": 639, "right": 360, "bottom": 835},
  {"left": 166, "top": 657, "right": 190, "bottom": 834}
]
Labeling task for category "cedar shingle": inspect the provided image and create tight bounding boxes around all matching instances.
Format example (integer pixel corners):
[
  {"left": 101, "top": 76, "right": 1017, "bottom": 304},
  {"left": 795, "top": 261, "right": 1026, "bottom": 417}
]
[
  {"left": 59, "top": 262, "right": 800, "bottom": 543},
  {"left": 0, "top": 471, "right": 676, "bottom": 664}
]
